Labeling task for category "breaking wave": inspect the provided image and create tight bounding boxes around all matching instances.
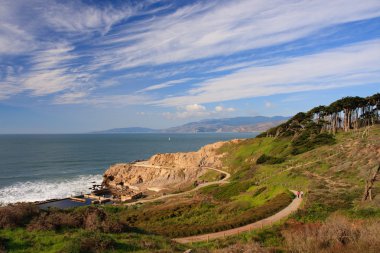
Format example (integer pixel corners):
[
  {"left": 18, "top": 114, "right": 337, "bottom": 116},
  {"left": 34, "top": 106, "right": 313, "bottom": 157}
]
[{"left": 0, "top": 174, "right": 103, "bottom": 204}]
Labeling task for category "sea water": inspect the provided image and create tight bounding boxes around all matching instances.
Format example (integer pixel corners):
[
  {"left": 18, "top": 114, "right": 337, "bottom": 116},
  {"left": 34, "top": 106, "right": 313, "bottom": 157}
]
[{"left": 0, "top": 133, "right": 256, "bottom": 204}]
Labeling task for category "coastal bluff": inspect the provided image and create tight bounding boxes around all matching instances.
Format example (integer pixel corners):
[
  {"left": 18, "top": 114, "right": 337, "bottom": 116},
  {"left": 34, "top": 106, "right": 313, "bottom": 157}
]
[{"left": 102, "top": 139, "right": 241, "bottom": 194}]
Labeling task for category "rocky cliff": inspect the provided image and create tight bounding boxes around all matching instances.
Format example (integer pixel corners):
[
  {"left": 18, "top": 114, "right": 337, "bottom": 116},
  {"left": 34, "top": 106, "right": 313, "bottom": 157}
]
[{"left": 102, "top": 139, "right": 241, "bottom": 194}]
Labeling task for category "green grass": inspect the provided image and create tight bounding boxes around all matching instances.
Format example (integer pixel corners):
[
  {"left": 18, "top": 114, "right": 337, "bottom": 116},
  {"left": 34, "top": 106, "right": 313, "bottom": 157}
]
[
  {"left": 233, "top": 185, "right": 289, "bottom": 207},
  {"left": 200, "top": 180, "right": 254, "bottom": 201},
  {"left": 0, "top": 229, "right": 185, "bottom": 253},
  {"left": 198, "top": 169, "right": 222, "bottom": 182}
]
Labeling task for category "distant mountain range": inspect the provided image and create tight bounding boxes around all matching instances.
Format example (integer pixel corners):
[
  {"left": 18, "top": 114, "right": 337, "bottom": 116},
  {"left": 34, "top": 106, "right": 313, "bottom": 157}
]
[{"left": 91, "top": 116, "right": 288, "bottom": 133}]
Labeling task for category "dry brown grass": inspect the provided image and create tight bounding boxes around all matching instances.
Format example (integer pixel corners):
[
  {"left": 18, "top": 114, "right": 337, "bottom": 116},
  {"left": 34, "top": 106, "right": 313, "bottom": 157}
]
[
  {"left": 211, "top": 242, "right": 269, "bottom": 253},
  {"left": 282, "top": 215, "right": 380, "bottom": 253}
]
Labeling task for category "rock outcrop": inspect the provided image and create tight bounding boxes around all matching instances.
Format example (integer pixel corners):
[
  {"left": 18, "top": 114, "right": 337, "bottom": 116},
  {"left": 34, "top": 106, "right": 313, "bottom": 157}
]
[{"left": 102, "top": 139, "right": 241, "bottom": 194}]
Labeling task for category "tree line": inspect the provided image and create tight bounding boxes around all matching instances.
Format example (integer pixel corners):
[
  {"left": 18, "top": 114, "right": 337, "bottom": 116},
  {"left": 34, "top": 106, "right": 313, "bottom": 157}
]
[{"left": 259, "top": 93, "right": 380, "bottom": 138}]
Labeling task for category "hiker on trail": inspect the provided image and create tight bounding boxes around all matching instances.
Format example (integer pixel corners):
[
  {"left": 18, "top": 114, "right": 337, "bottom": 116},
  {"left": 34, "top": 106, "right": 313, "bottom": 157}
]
[
  {"left": 297, "top": 191, "right": 300, "bottom": 198},
  {"left": 300, "top": 191, "right": 304, "bottom": 198}
]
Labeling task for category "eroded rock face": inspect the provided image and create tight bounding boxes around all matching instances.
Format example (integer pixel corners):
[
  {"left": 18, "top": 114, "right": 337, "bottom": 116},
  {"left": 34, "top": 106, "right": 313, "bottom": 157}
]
[
  {"left": 102, "top": 139, "right": 241, "bottom": 193},
  {"left": 148, "top": 140, "right": 227, "bottom": 168},
  {"left": 103, "top": 164, "right": 204, "bottom": 191}
]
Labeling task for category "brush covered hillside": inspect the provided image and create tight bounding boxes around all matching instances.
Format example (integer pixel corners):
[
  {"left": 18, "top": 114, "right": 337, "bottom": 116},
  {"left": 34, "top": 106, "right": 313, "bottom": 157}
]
[{"left": 0, "top": 94, "right": 380, "bottom": 253}]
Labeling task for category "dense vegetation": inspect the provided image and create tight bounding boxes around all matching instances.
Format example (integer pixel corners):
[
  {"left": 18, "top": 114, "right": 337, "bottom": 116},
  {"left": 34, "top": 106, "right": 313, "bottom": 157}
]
[
  {"left": 0, "top": 93, "right": 379, "bottom": 252},
  {"left": 260, "top": 93, "right": 380, "bottom": 138}
]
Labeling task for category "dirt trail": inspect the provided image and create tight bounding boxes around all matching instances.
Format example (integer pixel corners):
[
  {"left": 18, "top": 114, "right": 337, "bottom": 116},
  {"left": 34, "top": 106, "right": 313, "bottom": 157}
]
[
  {"left": 124, "top": 167, "right": 230, "bottom": 206},
  {"left": 173, "top": 190, "right": 302, "bottom": 244},
  {"left": 303, "top": 171, "right": 349, "bottom": 187}
]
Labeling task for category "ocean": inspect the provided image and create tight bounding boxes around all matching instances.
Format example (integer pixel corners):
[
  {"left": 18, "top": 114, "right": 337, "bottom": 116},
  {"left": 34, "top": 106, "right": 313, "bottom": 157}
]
[{"left": 0, "top": 133, "right": 256, "bottom": 204}]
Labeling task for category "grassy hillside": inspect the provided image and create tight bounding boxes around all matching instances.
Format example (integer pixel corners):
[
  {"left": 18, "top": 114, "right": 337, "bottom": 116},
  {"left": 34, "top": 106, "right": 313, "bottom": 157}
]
[{"left": 0, "top": 97, "right": 379, "bottom": 252}]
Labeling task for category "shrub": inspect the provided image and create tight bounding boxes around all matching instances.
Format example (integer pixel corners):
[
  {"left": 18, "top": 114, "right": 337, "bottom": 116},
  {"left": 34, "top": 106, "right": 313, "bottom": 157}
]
[
  {"left": 201, "top": 180, "right": 253, "bottom": 201},
  {"left": 0, "top": 237, "right": 7, "bottom": 253},
  {"left": 282, "top": 215, "right": 380, "bottom": 253},
  {"left": 79, "top": 233, "right": 115, "bottom": 253},
  {"left": 27, "top": 207, "right": 128, "bottom": 233},
  {"left": 256, "top": 154, "right": 285, "bottom": 164},
  {"left": 27, "top": 211, "right": 81, "bottom": 231},
  {"left": 0, "top": 203, "right": 40, "bottom": 229},
  {"left": 291, "top": 132, "right": 335, "bottom": 155},
  {"left": 62, "top": 233, "right": 115, "bottom": 253}
]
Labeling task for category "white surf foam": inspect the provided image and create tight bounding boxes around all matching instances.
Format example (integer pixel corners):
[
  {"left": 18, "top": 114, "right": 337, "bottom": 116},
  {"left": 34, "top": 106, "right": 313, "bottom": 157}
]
[{"left": 0, "top": 174, "right": 103, "bottom": 204}]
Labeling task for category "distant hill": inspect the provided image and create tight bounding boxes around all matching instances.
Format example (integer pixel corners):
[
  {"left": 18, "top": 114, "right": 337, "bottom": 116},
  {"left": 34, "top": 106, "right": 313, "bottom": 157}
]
[
  {"left": 164, "top": 116, "right": 288, "bottom": 133},
  {"left": 93, "top": 116, "right": 288, "bottom": 133},
  {"left": 91, "top": 127, "right": 159, "bottom": 134}
]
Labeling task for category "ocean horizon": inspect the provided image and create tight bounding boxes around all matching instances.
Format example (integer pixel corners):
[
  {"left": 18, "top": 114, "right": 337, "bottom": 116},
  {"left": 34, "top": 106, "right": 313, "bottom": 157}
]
[{"left": 0, "top": 132, "right": 256, "bottom": 204}]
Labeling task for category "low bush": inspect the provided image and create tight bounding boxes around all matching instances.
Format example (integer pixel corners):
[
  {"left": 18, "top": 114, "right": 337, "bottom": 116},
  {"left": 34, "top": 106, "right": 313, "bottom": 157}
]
[
  {"left": 201, "top": 180, "right": 254, "bottom": 201},
  {"left": 256, "top": 154, "right": 285, "bottom": 164},
  {"left": 27, "top": 206, "right": 127, "bottom": 232},
  {"left": 27, "top": 211, "right": 81, "bottom": 231},
  {"left": 0, "top": 203, "right": 40, "bottom": 229},
  {"left": 0, "top": 237, "right": 7, "bottom": 253},
  {"left": 79, "top": 233, "right": 115, "bottom": 253},
  {"left": 291, "top": 132, "right": 335, "bottom": 155},
  {"left": 62, "top": 233, "right": 115, "bottom": 253},
  {"left": 282, "top": 215, "right": 380, "bottom": 253}
]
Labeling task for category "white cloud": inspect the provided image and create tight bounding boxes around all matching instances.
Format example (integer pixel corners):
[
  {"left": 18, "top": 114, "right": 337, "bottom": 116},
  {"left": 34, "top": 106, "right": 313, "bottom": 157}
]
[
  {"left": 54, "top": 92, "right": 88, "bottom": 104},
  {"left": 265, "top": 102, "right": 274, "bottom": 108},
  {"left": 185, "top": 104, "right": 206, "bottom": 112},
  {"left": 215, "top": 105, "right": 235, "bottom": 112},
  {"left": 154, "top": 39, "right": 380, "bottom": 107},
  {"left": 215, "top": 106, "right": 223, "bottom": 112},
  {"left": 163, "top": 103, "right": 236, "bottom": 119}
]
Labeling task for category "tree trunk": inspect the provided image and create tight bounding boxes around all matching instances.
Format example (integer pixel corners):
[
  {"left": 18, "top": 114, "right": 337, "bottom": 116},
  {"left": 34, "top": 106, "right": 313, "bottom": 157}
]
[{"left": 363, "top": 165, "right": 380, "bottom": 201}]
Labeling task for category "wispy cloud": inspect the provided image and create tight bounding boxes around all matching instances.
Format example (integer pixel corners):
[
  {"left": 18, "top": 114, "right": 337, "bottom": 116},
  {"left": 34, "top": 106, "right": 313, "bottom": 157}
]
[
  {"left": 0, "top": 0, "right": 379, "bottom": 110},
  {"left": 138, "top": 78, "right": 193, "bottom": 92},
  {"left": 154, "top": 39, "right": 380, "bottom": 106},
  {"left": 42, "top": 2, "right": 133, "bottom": 34},
  {"left": 97, "top": 0, "right": 380, "bottom": 69}
]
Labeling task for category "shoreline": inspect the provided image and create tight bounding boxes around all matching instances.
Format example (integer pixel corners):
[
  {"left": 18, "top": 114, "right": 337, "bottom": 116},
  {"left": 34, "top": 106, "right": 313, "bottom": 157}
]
[{"left": 1, "top": 136, "right": 251, "bottom": 207}]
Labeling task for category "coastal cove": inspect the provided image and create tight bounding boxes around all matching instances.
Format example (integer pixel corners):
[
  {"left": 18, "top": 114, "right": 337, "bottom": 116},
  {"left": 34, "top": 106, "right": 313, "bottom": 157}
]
[{"left": 0, "top": 132, "right": 256, "bottom": 204}]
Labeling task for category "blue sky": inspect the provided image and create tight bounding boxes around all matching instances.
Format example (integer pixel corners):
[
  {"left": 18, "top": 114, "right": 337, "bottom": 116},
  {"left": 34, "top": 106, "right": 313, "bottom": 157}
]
[{"left": 0, "top": 0, "right": 379, "bottom": 133}]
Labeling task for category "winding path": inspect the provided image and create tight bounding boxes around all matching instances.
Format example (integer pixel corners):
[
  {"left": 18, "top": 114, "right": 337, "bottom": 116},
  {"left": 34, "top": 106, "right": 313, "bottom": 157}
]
[
  {"left": 122, "top": 165, "right": 302, "bottom": 243},
  {"left": 173, "top": 190, "right": 302, "bottom": 243},
  {"left": 124, "top": 167, "right": 230, "bottom": 206}
]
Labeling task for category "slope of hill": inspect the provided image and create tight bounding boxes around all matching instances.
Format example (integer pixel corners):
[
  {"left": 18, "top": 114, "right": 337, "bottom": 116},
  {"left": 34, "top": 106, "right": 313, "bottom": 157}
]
[
  {"left": 0, "top": 94, "right": 379, "bottom": 252},
  {"left": 93, "top": 116, "right": 288, "bottom": 133}
]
